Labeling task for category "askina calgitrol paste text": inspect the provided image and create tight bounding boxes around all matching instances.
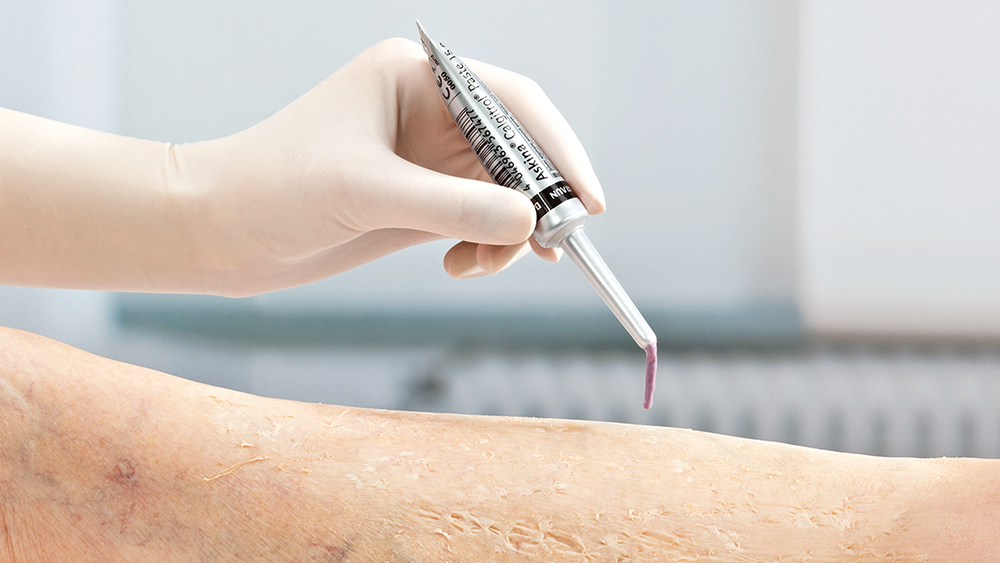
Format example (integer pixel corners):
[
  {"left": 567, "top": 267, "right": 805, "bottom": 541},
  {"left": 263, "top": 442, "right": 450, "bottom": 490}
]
[{"left": 416, "top": 21, "right": 658, "bottom": 408}]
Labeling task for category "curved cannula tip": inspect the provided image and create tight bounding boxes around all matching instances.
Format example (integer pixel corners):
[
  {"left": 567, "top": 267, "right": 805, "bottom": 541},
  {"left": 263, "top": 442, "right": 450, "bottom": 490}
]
[{"left": 643, "top": 342, "right": 657, "bottom": 409}]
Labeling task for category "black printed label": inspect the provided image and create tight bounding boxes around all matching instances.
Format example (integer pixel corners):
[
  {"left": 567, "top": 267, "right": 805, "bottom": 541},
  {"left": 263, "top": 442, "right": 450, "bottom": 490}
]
[{"left": 529, "top": 181, "right": 578, "bottom": 220}]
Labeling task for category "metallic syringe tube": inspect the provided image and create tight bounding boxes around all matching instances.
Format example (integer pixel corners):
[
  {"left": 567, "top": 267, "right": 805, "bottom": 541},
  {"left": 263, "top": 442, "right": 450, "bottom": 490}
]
[
  {"left": 560, "top": 229, "right": 656, "bottom": 348},
  {"left": 416, "top": 22, "right": 658, "bottom": 405}
]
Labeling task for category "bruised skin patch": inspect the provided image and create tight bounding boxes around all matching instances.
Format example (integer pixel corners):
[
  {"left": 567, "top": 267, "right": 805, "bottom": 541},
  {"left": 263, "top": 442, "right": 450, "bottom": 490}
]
[
  {"left": 110, "top": 458, "right": 138, "bottom": 486},
  {"left": 102, "top": 458, "right": 148, "bottom": 537},
  {"left": 309, "top": 541, "right": 354, "bottom": 562}
]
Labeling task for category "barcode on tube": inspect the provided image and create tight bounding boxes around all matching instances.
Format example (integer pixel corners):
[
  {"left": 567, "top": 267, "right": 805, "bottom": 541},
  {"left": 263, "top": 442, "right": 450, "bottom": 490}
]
[{"left": 456, "top": 108, "right": 522, "bottom": 190}]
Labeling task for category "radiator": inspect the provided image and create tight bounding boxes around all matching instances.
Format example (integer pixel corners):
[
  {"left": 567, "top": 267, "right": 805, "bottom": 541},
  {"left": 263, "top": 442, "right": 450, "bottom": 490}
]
[
  {"left": 118, "top": 332, "right": 1000, "bottom": 459},
  {"left": 402, "top": 345, "right": 1000, "bottom": 459}
]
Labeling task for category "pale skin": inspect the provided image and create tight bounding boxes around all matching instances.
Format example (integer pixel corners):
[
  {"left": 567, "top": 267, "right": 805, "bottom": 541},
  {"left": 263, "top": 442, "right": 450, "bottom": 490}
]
[
  {"left": 2, "top": 327, "right": 998, "bottom": 562},
  {"left": 1, "top": 38, "right": 998, "bottom": 562}
]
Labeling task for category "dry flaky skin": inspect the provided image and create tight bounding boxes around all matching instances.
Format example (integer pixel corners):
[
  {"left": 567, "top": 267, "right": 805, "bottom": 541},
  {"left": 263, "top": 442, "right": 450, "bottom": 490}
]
[{"left": 0, "top": 326, "right": 997, "bottom": 562}]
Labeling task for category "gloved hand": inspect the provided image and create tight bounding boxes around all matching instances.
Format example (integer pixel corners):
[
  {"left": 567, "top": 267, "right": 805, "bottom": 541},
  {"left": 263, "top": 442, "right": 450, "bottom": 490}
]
[{"left": 0, "top": 39, "right": 604, "bottom": 296}]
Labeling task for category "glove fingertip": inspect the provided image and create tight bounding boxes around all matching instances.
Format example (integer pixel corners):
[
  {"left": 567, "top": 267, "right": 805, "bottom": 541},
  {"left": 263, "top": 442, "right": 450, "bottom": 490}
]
[{"left": 444, "top": 241, "right": 487, "bottom": 279}]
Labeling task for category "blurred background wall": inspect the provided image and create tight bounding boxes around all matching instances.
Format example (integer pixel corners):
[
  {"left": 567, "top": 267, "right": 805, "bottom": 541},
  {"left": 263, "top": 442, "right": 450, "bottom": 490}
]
[
  {"left": 798, "top": 2, "right": 1000, "bottom": 336},
  {"left": 2, "top": 0, "right": 999, "bottom": 457}
]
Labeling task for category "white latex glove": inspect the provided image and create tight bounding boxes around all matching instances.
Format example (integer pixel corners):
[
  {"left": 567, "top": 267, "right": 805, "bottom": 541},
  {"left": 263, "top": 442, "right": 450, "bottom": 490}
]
[{"left": 0, "top": 39, "right": 604, "bottom": 296}]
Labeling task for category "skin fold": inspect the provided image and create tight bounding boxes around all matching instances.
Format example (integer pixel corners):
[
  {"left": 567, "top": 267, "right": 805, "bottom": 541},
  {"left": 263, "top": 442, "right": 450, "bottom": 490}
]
[{"left": 1, "top": 326, "right": 997, "bottom": 562}]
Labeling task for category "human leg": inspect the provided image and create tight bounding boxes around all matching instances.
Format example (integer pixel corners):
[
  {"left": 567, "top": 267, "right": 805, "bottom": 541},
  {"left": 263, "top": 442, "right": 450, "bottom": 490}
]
[{"left": 0, "top": 326, "right": 996, "bottom": 562}]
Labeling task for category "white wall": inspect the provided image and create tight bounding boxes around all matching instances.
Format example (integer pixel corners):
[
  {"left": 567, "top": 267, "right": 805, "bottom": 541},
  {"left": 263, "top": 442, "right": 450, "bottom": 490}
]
[
  {"left": 115, "top": 0, "right": 800, "bottom": 316},
  {"left": 798, "top": 1, "right": 1000, "bottom": 337},
  {"left": 0, "top": 0, "right": 119, "bottom": 351},
  {"left": 14, "top": 1, "right": 997, "bottom": 343}
]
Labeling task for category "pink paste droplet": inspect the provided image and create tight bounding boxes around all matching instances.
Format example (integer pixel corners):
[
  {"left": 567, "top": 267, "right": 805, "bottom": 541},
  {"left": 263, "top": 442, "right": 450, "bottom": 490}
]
[{"left": 643, "top": 342, "right": 657, "bottom": 409}]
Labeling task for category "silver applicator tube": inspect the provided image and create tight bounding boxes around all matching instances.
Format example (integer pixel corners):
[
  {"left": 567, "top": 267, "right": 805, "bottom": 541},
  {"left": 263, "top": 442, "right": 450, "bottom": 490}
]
[{"left": 417, "top": 22, "right": 658, "bottom": 408}]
